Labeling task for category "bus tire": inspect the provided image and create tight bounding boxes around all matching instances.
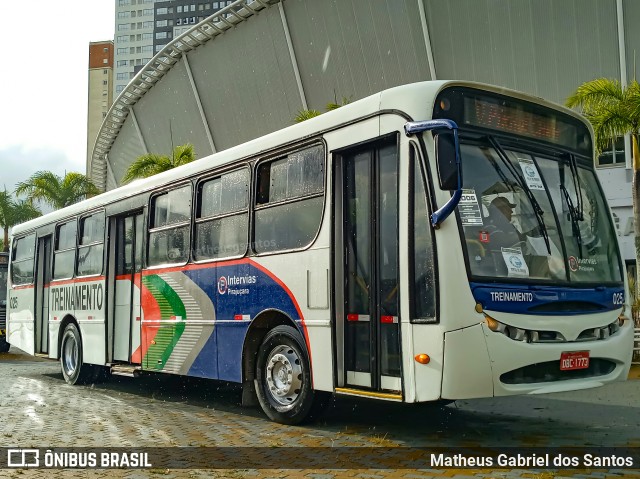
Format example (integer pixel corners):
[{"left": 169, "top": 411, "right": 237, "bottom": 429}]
[
  {"left": 60, "top": 323, "right": 94, "bottom": 385},
  {"left": 255, "top": 325, "right": 316, "bottom": 425},
  {"left": 0, "top": 339, "right": 9, "bottom": 353}
]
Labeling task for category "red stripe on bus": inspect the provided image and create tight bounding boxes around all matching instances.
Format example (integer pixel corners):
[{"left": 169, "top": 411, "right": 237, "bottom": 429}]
[
  {"left": 140, "top": 282, "right": 162, "bottom": 360},
  {"left": 380, "top": 316, "right": 395, "bottom": 324},
  {"left": 131, "top": 345, "right": 142, "bottom": 364},
  {"left": 141, "top": 258, "right": 249, "bottom": 276},
  {"left": 11, "top": 284, "right": 34, "bottom": 290},
  {"left": 347, "top": 314, "right": 359, "bottom": 321},
  {"left": 50, "top": 276, "right": 106, "bottom": 286}
]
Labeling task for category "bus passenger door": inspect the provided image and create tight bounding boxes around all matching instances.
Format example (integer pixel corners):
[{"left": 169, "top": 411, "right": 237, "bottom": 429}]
[
  {"left": 34, "top": 235, "right": 51, "bottom": 354},
  {"left": 111, "top": 213, "right": 143, "bottom": 363},
  {"left": 335, "top": 139, "right": 401, "bottom": 393}
]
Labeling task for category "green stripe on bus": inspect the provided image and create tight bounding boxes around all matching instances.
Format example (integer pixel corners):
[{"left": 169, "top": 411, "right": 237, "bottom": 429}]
[{"left": 142, "top": 275, "right": 187, "bottom": 370}]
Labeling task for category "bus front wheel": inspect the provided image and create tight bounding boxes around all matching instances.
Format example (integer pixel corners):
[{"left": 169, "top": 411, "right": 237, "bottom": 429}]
[
  {"left": 255, "top": 325, "right": 318, "bottom": 425},
  {"left": 60, "top": 323, "right": 94, "bottom": 385}
]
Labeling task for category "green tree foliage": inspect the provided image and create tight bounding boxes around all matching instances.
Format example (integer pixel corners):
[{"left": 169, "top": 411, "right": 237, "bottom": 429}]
[
  {"left": 294, "top": 95, "right": 352, "bottom": 123},
  {"left": 326, "top": 96, "right": 352, "bottom": 111},
  {"left": 15, "top": 172, "right": 100, "bottom": 210},
  {"left": 566, "top": 78, "right": 640, "bottom": 295},
  {"left": 294, "top": 109, "right": 322, "bottom": 123},
  {"left": 0, "top": 190, "right": 41, "bottom": 251},
  {"left": 122, "top": 144, "right": 196, "bottom": 184}
]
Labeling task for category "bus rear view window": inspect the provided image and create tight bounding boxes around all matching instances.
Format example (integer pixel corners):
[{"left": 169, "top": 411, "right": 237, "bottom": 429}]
[{"left": 254, "top": 144, "right": 325, "bottom": 253}]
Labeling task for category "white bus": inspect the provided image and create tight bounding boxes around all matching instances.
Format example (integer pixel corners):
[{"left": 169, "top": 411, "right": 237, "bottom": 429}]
[
  {"left": 0, "top": 252, "right": 9, "bottom": 352},
  {"left": 7, "top": 81, "right": 634, "bottom": 424}
]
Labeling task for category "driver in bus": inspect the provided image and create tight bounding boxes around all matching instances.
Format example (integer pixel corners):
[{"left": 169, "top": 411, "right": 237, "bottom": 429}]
[{"left": 486, "top": 196, "right": 521, "bottom": 247}]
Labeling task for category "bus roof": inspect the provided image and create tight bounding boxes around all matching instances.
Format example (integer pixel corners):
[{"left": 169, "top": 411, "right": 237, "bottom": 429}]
[{"left": 12, "top": 80, "right": 589, "bottom": 237}]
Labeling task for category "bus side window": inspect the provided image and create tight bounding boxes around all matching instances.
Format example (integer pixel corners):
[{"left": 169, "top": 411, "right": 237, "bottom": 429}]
[
  {"left": 11, "top": 234, "right": 36, "bottom": 285},
  {"left": 148, "top": 185, "right": 191, "bottom": 266},
  {"left": 194, "top": 168, "right": 249, "bottom": 261},
  {"left": 77, "top": 212, "right": 105, "bottom": 276},
  {"left": 411, "top": 147, "right": 436, "bottom": 321},
  {"left": 253, "top": 144, "right": 325, "bottom": 254},
  {"left": 53, "top": 220, "right": 77, "bottom": 280}
]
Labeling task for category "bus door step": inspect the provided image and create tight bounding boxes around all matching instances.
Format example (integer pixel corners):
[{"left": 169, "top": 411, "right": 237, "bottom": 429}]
[
  {"left": 334, "top": 387, "right": 402, "bottom": 401},
  {"left": 110, "top": 364, "right": 142, "bottom": 377}
]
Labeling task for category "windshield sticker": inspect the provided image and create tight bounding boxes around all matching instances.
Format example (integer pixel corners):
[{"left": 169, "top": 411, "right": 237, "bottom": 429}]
[
  {"left": 459, "top": 189, "right": 484, "bottom": 226},
  {"left": 568, "top": 256, "right": 597, "bottom": 273},
  {"left": 518, "top": 158, "right": 545, "bottom": 190},
  {"left": 501, "top": 247, "right": 529, "bottom": 277}
]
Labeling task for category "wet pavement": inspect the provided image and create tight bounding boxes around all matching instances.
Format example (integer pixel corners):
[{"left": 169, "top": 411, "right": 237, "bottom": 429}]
[{"left": 0, "top": 348, "right": 638, "bottom": 478}]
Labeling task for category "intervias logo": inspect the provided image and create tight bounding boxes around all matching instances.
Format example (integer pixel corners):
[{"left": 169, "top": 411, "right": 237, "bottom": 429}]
[{"left": 217, "top": 275, "right": 257, "bottom": 296}]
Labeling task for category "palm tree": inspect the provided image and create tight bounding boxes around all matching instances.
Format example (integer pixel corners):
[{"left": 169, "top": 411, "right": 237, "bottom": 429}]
[
  {"left": 326, "top": 95, "right": 352, "bottom": 111},
  {"left": 0, "top": 190, "right": 41, "bottom": 252},
  {"left": 15, "top": 172, "right": 100, "bottom": 211},
  {"left": 122, "top": 143, "right": 196, "bottom": 184},
  {"left": 294, "top": 94, "right": 352, "bottom": 123},
  {"left": 566, "top": 78, "right": 640, "bottom": 296},
  {"left": 294, "top": 109, "right": 322, "bottom": 123}
]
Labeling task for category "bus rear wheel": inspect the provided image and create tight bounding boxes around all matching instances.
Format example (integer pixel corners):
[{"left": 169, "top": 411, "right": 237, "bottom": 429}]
[
  {"left": 60, "top": 323, "right": 94, "bottom": 385},
  {"left": 255, "top": 325, "right": 320, "bottom": 425}
]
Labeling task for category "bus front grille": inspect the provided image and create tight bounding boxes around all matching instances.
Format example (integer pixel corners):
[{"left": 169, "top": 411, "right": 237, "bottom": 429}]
[
  {"left": 0, "top": 307, "right": 5, "bottom": 331},
  {"left": 500, "top": 359, "right": 616, "bottom": 384}
]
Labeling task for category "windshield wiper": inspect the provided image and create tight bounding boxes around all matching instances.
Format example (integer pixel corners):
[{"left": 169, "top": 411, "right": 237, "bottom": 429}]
[
  {"left": 559, "top": 158, "right": 584, "bottom": 258},
  {"left": 566, "top": 153, "right": 584, "bottom": 221},
  {"left": 488, "top": 137, "right": 551, "bottom": 255}
]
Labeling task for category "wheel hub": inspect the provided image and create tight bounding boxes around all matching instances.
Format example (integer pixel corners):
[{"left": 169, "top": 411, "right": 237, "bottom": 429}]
[
  {"left": 62, "top": 333, "right": 78, "bottom": 376},
  {"left": 265, "top": 346, "right": 303, "bottom": 406}
]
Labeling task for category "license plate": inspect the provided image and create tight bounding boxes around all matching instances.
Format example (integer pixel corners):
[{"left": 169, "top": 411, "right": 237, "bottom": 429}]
[{"left": 560, "top": 351, "right": 590, "bottom": 371}]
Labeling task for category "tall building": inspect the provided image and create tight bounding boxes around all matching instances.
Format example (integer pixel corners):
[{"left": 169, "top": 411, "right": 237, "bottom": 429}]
[
  {"left": 114, "top": 0, "right": 159, "bottom": 97},
  {"left": 86, "top": 41, "right": 114, "bottom": 178},
  {"left": 153, "top": 1, "right": 229, "bottom": 54}
]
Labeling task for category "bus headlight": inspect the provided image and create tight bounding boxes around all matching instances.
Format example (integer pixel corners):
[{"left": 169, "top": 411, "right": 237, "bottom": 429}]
[{"left": 484, "top": 315, "right": 527, "bottom": 341}]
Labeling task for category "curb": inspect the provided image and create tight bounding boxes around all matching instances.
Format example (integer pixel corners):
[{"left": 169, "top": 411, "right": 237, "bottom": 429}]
[{"left": 629, "top": 364, "right": 640, "bottom": 380}]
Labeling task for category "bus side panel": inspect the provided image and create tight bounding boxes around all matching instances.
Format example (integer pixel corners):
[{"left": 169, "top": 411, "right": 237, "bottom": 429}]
[
  {"left": 48, "top": 279, "right": 106, "bottom": 364},
  {"left": 140, "top": 270, "right": 217, "bottom": 376},
  {"left": 253, "top": 252, "right": 334, "bottom": 393},
  {"left": 441, "top": 323, "right": 493, "bottom": 399},
  {"left": 77, "top": 279, "right": 107, "bottom": 365},
  {"left": 409, "top": 324, "right": 445, "bottom": 402},
  {"left": 7, "top": 287, "right": 35, "bottom": 355},
  {"left": 137, "top": 254, "right": 333, "bottom": 390}
]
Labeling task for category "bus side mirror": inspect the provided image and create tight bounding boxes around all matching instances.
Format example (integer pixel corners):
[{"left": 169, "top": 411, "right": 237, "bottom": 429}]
[
  {"left": 404, "top": 119, "right": 463, "bottom": 228},
  {"left": 435, "top": 132, "right": 461, "bottom": 191}
]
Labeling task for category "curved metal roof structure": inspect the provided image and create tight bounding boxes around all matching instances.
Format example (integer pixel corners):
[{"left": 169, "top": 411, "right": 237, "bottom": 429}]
[
  {"left": 90, "top": 0, "right": 442, "bottom": 190},
  {"left": 91, "top": 0, "right": 631, "bottom": 191}
]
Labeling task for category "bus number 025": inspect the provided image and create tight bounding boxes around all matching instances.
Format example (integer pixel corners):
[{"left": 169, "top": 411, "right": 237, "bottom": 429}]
[{"left": 612, "top": 292, "right": 624, "bottom": 306}]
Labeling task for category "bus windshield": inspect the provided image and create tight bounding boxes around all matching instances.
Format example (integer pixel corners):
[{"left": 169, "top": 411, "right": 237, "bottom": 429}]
[{"left": 457, "top": 139, "right": 623, "bottom": 284}]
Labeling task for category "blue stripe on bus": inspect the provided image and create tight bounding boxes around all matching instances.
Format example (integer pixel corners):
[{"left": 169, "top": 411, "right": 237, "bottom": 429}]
[
  {"left": 470, "top": 282, "right": 624, "bottom": 315},
  {"left": 183, "top": 262, "right": 302, "bottom": 381}
]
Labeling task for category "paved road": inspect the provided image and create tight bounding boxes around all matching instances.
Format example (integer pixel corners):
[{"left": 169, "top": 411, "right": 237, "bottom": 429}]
[{"left": 0, "top": 348, "right": 638, "bottom": 478}]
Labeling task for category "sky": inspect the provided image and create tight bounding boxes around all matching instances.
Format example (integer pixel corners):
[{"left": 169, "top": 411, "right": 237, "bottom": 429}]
[{"left": 0, "top": 0, "right": 115, "bottom": 196}]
